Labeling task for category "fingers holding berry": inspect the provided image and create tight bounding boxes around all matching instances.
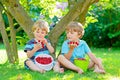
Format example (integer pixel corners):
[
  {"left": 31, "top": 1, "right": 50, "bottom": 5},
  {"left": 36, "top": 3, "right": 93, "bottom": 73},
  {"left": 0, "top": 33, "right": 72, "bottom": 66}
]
[
  {"left": 38, "top": 40, "right": 45, "bottom": 48},
  {"left": 68, "top": 41, "right": 79, "bottom": 49},
  {"left": 42, "top": 38, "right": 48, "bottom": 45},
  {"left": 33, "top": 43, "right": 42, "bottom": 51}
]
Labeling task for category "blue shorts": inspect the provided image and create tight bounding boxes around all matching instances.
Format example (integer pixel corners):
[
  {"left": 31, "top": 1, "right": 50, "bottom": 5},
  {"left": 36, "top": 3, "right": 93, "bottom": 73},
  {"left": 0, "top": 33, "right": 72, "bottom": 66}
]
[{"left": 24, "top": 56, "right": 35, "bottom": 69}]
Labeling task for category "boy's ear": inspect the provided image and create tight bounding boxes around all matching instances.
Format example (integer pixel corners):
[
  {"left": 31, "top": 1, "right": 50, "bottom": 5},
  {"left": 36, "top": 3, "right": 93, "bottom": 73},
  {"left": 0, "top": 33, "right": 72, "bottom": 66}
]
[{"left": 78, "top": 34, "right": 82, "bottom": 38}]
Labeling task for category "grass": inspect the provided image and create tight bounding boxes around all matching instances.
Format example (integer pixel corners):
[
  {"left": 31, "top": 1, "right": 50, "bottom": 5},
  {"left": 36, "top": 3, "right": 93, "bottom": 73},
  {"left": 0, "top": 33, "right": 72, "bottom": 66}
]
[{"left": 0, "top": 43, "right": 120, "bottom": 80}]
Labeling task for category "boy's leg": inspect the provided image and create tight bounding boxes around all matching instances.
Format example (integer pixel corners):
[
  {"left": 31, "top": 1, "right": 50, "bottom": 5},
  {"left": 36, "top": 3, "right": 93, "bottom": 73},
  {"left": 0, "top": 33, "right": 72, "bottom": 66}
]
[
  {"left": 88, "top": 59, "right": 95, "bottom": 69},
  {"left": 95, "top": 58, "right": 105, "bottom": 73},
  {"left": 58, "top": 55, "right": 83, "bottom": 74},
  {"left": 25, "top": 60, "right": 45, "bottom": 73},
  {"left": 53, "top": 61, "right": 64, "bottom": 73},
  {"left": 89, "top": 58, "right": 105, "bottom": 74}
]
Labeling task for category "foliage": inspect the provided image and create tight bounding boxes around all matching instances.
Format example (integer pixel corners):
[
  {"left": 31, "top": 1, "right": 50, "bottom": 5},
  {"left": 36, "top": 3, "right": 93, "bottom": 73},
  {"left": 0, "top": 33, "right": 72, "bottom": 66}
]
[
  {"left": 83, "top": 0, "right": 120, "bottom": 47},
  {"left": 16, "top": 32, "right": 29, "bottom": 46},
  {"left": 20, "top": 0, "right": 68, "bottom": 22}
]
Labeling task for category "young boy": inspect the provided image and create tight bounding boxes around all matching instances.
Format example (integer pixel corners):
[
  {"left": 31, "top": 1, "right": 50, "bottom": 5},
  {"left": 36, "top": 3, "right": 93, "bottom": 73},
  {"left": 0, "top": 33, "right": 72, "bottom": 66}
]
[
  {"left": 24, "top": 20, "right": 63, "bottom": 73},
  {"left": 58, "top": 21, "right": 105, "bottom": 74}
]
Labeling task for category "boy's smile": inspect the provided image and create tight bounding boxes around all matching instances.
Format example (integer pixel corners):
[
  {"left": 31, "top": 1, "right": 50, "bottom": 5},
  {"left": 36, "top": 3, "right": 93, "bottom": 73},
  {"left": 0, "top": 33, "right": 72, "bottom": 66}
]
[{"left": 34, "top": 28, "right": 47, "bottom": 40}]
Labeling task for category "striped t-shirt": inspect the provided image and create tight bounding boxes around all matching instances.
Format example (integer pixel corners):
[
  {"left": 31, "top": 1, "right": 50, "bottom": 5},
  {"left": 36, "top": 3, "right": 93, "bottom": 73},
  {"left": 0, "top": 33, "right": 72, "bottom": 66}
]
[{"left": 24, "top": 38, "right": 51, "bottom": 58}]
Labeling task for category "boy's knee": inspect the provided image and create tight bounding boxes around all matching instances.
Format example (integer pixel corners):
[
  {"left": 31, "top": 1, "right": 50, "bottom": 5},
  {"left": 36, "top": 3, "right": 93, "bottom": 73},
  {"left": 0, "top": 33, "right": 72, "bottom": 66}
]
[
  {"left": 97, "top": 58, "right": 102, "bottom": 63},
  {"left": 26, "top": 60, "right": 32, "bottom": 65},
  {"left": 58, "top": 55, "right": 64, "bottom": 61}
]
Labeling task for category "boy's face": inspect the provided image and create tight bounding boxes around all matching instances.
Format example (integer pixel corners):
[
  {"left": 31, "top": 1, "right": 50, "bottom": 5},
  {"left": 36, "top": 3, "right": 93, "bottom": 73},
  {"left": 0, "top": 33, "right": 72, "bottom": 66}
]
[
  {"left": 33, "top": 27, "right": 47, "bottom": 40},
  {"left": 66, "top": 29, "right": 81, "bottom": 41}
]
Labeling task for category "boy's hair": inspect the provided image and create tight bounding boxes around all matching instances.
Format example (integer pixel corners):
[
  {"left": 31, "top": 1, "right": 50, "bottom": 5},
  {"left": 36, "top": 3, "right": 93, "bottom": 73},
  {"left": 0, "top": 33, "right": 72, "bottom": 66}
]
[
  {"left": 32, "top": 20, "right": 49, "bottom": 33},
  {"left": 66, "top": 21, "right": 84, "bottom": 38}
]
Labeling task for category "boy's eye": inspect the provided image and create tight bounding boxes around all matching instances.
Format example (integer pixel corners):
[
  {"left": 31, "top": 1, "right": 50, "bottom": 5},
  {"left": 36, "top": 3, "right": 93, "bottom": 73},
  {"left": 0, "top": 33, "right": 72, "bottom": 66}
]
[
  {"left": 36, "top": 30, "right": 39, "bottom": 33},
  {"left": 66, "top": 31, "right": 74, "bottom": 34}
]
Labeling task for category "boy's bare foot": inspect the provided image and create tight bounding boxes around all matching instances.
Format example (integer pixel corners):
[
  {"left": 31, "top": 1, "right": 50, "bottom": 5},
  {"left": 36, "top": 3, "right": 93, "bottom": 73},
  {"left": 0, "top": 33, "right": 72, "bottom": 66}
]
[
  {"left": 77, "top": 68, "right": 84, "bottom": 74},
  {"left": 59, "top": 68, "right": 64, "bottom": 73},
  {"left": 38, "top": 69, "right": 46, "bottom": 73},
  {"left": 94, "top": 69, "right": 105, "bottom": 74},
  {"left": 53, "top": 68, "right": 64, "bottom": 73}
]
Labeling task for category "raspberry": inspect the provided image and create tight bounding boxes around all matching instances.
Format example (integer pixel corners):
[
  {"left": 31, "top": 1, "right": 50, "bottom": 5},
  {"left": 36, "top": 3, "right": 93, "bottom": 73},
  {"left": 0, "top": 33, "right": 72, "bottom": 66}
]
[{"left": 35, "top": 57, "right": 52, "bottom": 64}]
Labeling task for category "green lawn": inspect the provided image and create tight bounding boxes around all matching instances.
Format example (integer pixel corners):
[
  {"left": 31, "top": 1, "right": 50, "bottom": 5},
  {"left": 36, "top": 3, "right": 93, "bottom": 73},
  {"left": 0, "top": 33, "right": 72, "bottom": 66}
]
[{"left": 0, "top": 46, "right": 120, "bottom": 80}]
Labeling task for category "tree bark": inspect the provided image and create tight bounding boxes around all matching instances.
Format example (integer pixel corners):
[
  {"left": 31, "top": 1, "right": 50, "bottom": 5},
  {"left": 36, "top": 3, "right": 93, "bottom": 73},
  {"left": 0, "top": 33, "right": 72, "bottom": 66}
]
[{"left": 76, "top": 0, "right": 92, "bottom": 25}]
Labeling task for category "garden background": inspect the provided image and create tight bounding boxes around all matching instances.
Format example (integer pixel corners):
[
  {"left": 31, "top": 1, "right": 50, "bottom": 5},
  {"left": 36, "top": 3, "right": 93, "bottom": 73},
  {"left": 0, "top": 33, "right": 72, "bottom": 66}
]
[{"left": 0, "top": 0, "right": 120, "bottom": 80}]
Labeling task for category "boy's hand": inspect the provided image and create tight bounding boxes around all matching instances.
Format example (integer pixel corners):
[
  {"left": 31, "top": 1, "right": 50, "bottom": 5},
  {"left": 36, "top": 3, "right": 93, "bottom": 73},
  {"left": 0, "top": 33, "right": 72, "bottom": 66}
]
[
  {"left": 41, "top": 38, "right": 48, "bottom": 45},
  {"left": 69, "top": 44, "right": 76, "bottom": 50},
  {"left": 68, "top": 41, "right": 79, "bottom": 50},
  {"left": 37, "top": 38, "right": 47, "bottom": 48},
  {"left": 33, "top": 43, "right": 42, "bottom": 51}
]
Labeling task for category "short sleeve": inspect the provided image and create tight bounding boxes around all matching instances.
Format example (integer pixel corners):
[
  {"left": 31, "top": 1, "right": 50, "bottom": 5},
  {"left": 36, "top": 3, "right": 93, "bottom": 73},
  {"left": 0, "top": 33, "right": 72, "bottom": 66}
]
[
  {"left": 24, "top": 39, "right": 34, "bottom": 52},
  {"left": 83, "top": 41, "right": 91, "bottom": 54},
  {"left": 61, "top": 40, "right": 69, "bottom": 55},
  {"left": 46, "top": 39, "right": 51, "bottom": 45}
]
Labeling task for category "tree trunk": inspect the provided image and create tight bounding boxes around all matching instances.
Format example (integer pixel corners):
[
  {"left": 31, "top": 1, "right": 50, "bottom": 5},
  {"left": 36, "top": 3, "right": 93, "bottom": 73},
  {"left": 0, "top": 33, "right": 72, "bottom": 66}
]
[
  {"left": 7, "top": 13, "right": 19, "bottom": 63},
  {"left": 68, "top": 0, "right": 96, "bottom": 25},
  {"left": 0, "top": 11, "right": 14, "bottom": 63},
  {"left": 0, "top": 0, "right": 34, "bottom": 39},
  {"left": 76, "top": 0, "right": 94, "bottom": 25}
]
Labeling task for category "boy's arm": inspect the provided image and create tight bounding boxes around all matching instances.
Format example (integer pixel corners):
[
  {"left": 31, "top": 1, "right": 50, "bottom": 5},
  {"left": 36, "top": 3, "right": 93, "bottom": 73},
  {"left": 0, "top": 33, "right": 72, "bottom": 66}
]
[
  {"left": 64, "top": 49, "right": 73, "bottom": 60},
  {"left": 26, "top": 49, "right": 36, "bottom": 58},
  {"left": 88, "top": 52, "right": 104, "bottom": 69},
  {"left": 26, "top": 44, "right": 42, "bottom": 58},
  {"left": 45, "top": 42, "right": 54, "bottom": 54},
  {"left": 64, "top": 44, "right": 76, "bottom": 60}
]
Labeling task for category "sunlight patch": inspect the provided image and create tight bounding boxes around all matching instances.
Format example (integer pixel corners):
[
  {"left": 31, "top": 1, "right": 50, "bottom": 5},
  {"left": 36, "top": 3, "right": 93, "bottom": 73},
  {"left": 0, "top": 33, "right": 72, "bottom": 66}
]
[
  {"left": 0, "top": 50, "right": 7, "bottom": 64},
  {"left": 18, "top": 50, "right": 27, "bottom": 63},
  {"left": 62, "top": 73, "right": 74, "bottom": 80},
  {"left": 9, "top": 73, "right": 32, "bottom": 80},
  {"left": 50, "top": 77, "right": 60, "bottom": 80},
  {"left": 109, "top": 76, "right": 120, "bottom": 80}
]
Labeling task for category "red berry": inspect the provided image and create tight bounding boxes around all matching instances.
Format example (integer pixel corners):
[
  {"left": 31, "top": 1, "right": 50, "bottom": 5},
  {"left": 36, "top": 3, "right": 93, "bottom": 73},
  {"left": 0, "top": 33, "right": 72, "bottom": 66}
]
[
  {"left": 41, "top": 42, "right": 44, "bottom": 48},
  {"left": 77, "top": 58, "right": 86, "bottom": 60},
  {"left": 75, "top": 42, "right": 79, "bottom": 46},
  {"left": 36, "top": 56, "right": 52, "bottom": 64},
  {"left": 34, "top": 42, "right": 37, "bottom": 44},
  {"left": 38, "top": 40, "right": 40, "bottom": 42},
  {"left": 69, "top": 41, "right": 72, "bottom": 44}
]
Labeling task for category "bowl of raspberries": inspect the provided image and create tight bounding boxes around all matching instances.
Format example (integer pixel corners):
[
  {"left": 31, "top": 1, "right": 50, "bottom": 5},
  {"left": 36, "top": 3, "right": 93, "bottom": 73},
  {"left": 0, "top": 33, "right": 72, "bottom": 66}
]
[{"left": 35, "top": 54, "right": 54, "bottom": 71}]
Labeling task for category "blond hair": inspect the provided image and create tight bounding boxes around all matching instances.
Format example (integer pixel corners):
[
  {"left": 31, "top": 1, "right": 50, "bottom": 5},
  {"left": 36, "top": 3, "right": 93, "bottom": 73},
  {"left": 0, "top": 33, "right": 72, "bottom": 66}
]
[
  {"left": 32, "top": 20, "right": 49, "bottom": 33},
  {"left": 66, "top": 21, "right": 84, "bottom": 38}
]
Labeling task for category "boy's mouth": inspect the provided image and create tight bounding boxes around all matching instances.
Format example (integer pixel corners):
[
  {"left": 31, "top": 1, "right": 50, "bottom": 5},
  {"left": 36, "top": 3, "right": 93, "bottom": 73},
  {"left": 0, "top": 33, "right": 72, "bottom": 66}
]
[
  {"left": 38, "top": 35, "right": 44, "bottom": 38},
  {"left": 67, "top": 37, "right": 73, "bottom": 41}
]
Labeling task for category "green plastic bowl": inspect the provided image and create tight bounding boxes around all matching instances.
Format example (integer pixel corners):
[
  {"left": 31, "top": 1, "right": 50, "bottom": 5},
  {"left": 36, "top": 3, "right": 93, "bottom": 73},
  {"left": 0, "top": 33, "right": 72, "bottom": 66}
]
[{"left": 74, "top": 58, "right": 89, "bottom": 71}]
